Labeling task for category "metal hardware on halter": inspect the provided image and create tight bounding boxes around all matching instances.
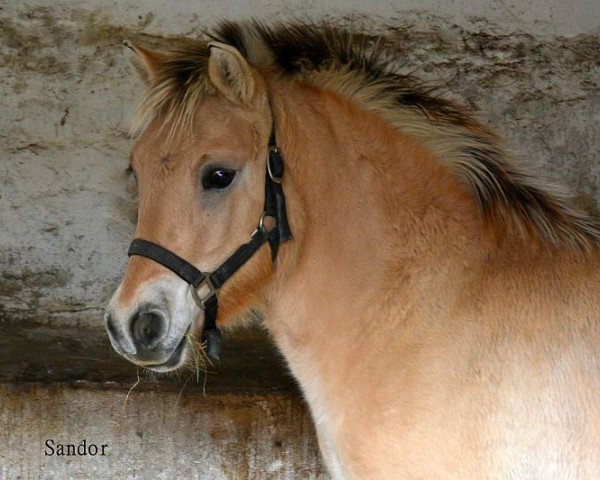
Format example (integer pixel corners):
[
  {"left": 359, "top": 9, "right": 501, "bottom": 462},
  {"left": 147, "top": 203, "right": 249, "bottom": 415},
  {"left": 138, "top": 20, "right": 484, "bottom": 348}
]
[
  {"left": 190, "top": 277, "right": 218, "bottom": 309},
  {"left": 252, "top": 211, "right": 270, "bottom": 236}
]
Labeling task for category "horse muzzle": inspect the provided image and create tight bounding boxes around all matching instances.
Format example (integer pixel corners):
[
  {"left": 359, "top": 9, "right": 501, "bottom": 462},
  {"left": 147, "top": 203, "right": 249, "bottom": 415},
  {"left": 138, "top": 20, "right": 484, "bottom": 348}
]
[{"left": 105, "top": 303, "right": 190, "bottom": 372}]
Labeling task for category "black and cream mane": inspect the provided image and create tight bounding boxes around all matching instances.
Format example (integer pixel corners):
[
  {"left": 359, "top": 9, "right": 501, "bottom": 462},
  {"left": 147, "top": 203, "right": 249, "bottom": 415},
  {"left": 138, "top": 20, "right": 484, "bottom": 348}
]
[{"left": 133, "top": 20, "right": 600, "bottom": 249}]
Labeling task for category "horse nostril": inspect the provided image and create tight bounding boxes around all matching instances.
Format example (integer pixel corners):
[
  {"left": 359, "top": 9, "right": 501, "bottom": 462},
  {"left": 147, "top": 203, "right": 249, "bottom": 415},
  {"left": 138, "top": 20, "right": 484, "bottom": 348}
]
[{"left": 130, "top": 308, "right": 166, "bottom": 349}]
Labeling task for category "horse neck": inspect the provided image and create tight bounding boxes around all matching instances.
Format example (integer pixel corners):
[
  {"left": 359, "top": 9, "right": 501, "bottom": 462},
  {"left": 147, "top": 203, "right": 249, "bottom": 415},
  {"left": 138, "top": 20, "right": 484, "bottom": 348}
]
[{"left": 265, "top": 80, "right": 484, "bottom": 348}]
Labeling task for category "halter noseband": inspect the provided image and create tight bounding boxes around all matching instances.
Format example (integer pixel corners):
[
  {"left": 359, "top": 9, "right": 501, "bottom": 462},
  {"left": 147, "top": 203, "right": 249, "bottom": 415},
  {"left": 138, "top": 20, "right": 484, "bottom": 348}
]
[{"left": 127, "top": 126, "right": 292, "bottom": 361}]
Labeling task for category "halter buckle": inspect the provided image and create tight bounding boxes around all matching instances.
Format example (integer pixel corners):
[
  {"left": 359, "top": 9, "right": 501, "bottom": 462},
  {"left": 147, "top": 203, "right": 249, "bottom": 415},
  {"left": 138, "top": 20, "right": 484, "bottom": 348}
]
[{"left": 191, "top": 277, "right": 218, "bottom": 309}]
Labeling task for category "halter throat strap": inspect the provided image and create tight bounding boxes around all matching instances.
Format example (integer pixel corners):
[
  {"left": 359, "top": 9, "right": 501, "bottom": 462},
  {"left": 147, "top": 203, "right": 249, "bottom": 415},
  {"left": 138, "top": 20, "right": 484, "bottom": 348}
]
[{"left": 127, "top": 127, "right": 291, "bottom": 361}]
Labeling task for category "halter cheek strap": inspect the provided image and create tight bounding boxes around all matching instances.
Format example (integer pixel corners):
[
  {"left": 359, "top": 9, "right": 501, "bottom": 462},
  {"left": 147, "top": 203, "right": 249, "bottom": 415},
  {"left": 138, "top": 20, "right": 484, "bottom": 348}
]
[{"left": 127, "top": 129, "right": 292, "bottom": 361}]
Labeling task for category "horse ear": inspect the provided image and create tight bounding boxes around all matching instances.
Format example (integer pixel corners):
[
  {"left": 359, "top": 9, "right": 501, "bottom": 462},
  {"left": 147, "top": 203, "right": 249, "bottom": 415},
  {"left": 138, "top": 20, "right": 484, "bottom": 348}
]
[
  {"left": 123, "top": 40, "right": 166, "bottom": 85},
  {"left": 207, "top": 41, "right": 260, "bottom": 107}
]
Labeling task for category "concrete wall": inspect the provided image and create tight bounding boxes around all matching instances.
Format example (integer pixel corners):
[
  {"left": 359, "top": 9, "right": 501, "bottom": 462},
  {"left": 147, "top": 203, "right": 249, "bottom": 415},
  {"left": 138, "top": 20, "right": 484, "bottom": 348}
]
[
  {"left": 1, "top": 385, "right": 325, "bottom": 480},
  {"left": 1, "top": 0, "right": 599, "bottom": 326},
  {"left": 1, "top": 0, "right": 599, "bottom": 478}
]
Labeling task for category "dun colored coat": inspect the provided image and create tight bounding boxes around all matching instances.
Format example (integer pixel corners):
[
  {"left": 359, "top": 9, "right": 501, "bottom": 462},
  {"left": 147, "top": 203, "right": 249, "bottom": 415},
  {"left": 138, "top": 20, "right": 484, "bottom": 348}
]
[{"left": 105, "top": 21, "right": 600, "bottom": 479}]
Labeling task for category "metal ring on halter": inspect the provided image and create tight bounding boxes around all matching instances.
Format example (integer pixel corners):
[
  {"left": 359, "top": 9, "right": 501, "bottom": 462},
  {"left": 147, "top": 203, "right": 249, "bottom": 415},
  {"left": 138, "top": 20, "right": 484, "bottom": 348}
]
[
  {"left": 258, "top": 211, "right": 267, "bottom": 230},
  {"left": 190, "top": 277, "right": 218, "bottom": 309},
  {"left": 252, "top": 211, "right": 268, "bottom": 236}
]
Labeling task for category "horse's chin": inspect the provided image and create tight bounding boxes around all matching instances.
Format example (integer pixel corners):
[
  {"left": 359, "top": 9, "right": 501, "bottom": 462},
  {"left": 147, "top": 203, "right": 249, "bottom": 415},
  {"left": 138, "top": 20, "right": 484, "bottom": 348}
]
[{"left": 144, "top": 332, "right": 190, "bottom": 373}]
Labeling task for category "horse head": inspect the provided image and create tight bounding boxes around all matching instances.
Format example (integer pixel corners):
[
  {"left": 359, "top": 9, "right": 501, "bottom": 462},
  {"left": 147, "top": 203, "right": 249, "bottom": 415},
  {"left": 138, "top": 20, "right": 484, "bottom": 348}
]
[{"left": 105, "top": 41, "right": 285, "bottom": 370}]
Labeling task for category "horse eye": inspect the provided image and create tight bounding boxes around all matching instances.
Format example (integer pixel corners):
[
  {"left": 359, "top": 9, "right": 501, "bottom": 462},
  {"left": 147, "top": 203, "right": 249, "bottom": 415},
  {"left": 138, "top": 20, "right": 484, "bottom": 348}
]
[{"left": 202, "top": 167, "right": 236, "bottom": 190}]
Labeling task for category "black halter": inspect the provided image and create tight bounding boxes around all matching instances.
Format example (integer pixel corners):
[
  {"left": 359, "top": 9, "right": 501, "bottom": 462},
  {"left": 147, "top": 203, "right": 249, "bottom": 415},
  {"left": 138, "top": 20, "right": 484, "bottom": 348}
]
[{"left": 127, "top": 128, "right": 292, "bottom": 361}]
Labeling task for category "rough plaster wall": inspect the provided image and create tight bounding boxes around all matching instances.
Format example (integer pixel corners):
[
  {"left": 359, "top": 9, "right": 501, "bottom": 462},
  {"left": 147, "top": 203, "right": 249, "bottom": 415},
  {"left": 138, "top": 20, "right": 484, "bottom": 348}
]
[
  {"left": 1, "top": 1, "right": 599, "bottom": 326},
  {"left": 1, "top": 0, "right": 599, "bottom": 325},
  {"left": 0, "top": 385, "right": 325, "bottom": 479}
]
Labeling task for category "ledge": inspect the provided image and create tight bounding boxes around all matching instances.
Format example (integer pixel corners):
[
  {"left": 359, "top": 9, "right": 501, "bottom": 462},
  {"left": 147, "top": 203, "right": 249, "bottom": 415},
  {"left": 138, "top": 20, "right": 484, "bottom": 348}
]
[{"left": 0, "top": 319, "right": 299, "bottom": 395}]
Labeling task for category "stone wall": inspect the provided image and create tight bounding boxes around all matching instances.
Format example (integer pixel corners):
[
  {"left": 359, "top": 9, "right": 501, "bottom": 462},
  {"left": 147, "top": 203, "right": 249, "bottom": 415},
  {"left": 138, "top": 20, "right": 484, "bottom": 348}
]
[{"left": 1, "top": 0, "right": 598, "bottom": 326}]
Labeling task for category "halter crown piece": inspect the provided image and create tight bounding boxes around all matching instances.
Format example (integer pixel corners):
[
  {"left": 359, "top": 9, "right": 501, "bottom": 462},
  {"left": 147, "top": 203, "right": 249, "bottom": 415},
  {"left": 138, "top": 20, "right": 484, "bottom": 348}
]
[{"left": 127, "top": 122, "right": 292, "bottom": 361}]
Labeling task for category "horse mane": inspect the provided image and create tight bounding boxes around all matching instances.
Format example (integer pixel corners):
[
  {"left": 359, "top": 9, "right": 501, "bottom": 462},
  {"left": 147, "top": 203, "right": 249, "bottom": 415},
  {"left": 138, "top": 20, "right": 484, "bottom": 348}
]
[{"left": 132, "top": 20, "right": 600, "bottom": 251}]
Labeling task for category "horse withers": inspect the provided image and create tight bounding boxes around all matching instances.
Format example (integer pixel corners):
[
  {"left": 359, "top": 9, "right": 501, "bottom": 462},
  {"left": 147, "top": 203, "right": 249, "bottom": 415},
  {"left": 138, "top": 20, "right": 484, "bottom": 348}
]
[{"left": 105, "top": 21, "right": 600, "bottom": 479}]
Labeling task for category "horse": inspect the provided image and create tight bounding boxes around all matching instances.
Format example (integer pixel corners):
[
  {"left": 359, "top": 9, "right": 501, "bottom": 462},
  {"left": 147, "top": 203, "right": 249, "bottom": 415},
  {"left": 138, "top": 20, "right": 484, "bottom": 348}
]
[{"left": 105, "top": 21, "right": 600, "bottom": 479}]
